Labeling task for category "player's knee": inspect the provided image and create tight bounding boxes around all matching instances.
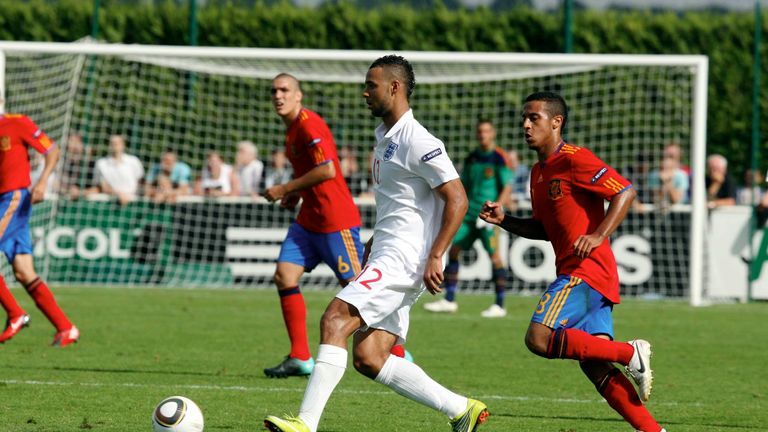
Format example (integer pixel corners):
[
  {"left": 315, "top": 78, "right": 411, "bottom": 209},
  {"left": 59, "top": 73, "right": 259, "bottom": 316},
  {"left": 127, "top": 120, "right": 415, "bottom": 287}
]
[
  {"left": 319, "top": 310, "right": 340, "bottom": 335},
  {"left": 351, "top": 351, "right": 383, "bottom": 379},
  {"left": 525, "top": 327, "right": 551, "bottom": 358},
  {"left": 524, "top": 333, "right": 546, "bottom": 357},
  {"left": 272, "top": 271, "right": 286, "bottom": 288},
  {"left": 13, "top": 268, "right": 35, "bottom": 285},
  {"left": 319, "top": 306, "right": 354, "bottom": 341}
]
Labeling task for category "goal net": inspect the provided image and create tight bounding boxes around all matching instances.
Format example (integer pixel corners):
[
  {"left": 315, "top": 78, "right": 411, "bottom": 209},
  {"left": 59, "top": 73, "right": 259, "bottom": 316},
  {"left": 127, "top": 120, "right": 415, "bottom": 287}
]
[{"left": 0, "top": 41, "right": 711, "bottom": 304}]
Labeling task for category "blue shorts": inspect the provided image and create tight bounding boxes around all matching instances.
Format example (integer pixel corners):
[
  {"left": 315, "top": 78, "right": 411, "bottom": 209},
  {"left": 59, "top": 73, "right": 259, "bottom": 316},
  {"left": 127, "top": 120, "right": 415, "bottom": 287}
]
[
  {"left": 530, "top": 274, "right": 615, "bottom": 339},
  {"left": 277, "top": 222, "right": 363, "bottom": 281},
  {"left": 0, "top": 189, "right": 33, "bottom": 263}
]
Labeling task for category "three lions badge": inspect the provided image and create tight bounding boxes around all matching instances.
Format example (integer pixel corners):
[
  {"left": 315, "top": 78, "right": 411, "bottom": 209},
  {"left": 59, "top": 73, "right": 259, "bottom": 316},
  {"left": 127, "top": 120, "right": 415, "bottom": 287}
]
[{"left": 383, "top": 142, "right": 398, "bottom": 161}]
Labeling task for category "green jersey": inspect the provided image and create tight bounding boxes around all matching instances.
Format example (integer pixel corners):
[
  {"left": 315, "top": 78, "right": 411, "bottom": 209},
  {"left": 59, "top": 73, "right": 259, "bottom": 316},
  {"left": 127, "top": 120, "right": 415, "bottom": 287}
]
[{"left": 460, "top": 148, "right": 512, "bottom": 221}]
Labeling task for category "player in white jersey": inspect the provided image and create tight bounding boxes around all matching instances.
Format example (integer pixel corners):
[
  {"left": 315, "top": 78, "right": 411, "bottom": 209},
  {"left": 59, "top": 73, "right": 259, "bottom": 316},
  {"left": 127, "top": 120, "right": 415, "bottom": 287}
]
[{"left": 264, "top": 56, "right": 489, "bottom": 432}]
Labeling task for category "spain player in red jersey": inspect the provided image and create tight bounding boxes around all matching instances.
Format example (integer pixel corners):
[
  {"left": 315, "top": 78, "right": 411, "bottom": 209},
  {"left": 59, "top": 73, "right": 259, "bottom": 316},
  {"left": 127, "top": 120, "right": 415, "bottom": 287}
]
[
  {"left": 480, "top": 92, "right": 665, "bottom": 432},
  {"left": 263, "top": 73, "right": 407, "bottom": 378},
  {"left": 0, "top": 93, "right": 79, "bottom": 347}
]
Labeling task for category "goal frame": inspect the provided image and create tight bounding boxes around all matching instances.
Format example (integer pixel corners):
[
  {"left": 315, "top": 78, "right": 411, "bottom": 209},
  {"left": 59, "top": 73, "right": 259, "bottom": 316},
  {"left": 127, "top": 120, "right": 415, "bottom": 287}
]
[{"left": 0, "top": 41, "right": 709, "bottom": 306}]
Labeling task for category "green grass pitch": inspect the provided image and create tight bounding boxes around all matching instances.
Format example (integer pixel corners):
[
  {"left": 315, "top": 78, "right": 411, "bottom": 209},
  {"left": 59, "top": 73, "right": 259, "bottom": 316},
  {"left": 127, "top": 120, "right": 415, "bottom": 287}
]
[{"left": 0, "top": 287, "right": 765, "bottom": 431}]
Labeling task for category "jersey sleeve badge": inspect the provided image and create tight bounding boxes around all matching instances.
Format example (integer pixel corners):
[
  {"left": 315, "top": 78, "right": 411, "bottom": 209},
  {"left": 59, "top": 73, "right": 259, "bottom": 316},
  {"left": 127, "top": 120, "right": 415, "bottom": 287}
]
[{"left": 420, "top": 148, "right": 443, "bottom": 162}]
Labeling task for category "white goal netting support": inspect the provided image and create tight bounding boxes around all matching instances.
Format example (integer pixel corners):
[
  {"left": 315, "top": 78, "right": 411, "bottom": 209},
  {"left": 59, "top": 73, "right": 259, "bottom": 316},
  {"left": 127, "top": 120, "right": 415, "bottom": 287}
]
[{"left": 0, "top": 41, "right": 714, "bottom": 305}]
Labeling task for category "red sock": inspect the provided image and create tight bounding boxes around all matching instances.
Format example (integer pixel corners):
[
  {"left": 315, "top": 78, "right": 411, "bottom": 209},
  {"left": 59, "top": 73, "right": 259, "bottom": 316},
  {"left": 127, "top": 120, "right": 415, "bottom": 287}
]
[
  {"left": 279, "top": 286, "right": 311, "bottom": 361},
  {"left": 24, "top": 278, "right": 72, "bottom": 331},
  {"left": 599, "top": 369, "right": 661, "bottom": 432},
  {"left": 0, "top": 275, "right": 25, "bottom": 317},
  {"left": 549, "top": 328, "right": 634, "bottom": 364},
  {"left": 390, "top": 344, "right": 405, "bottom": 358}
]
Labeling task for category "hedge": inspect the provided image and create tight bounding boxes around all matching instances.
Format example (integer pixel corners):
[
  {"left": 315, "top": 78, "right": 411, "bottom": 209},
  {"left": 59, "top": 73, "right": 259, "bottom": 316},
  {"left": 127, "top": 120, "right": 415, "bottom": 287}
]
[{"left": 0, "top": 0, "right": 766, "bottom": 179}]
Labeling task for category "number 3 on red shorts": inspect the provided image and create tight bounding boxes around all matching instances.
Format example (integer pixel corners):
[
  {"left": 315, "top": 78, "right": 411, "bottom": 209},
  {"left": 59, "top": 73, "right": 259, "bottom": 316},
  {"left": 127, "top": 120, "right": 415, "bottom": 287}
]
[{"left": 354, "top": 265, "right": 382, "bottom": 290}]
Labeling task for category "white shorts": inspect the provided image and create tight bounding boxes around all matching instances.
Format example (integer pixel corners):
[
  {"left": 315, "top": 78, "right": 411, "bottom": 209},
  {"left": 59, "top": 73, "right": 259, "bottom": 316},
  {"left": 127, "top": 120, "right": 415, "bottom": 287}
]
[{"left": 336, "top": 253, "right": 425, "bottom": 345}]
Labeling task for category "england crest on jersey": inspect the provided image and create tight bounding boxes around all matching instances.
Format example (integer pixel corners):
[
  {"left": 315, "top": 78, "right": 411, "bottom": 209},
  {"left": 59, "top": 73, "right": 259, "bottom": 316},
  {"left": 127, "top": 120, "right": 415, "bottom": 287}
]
[{"left": 383, "top": 142, "right": 398, "bottom": 161}]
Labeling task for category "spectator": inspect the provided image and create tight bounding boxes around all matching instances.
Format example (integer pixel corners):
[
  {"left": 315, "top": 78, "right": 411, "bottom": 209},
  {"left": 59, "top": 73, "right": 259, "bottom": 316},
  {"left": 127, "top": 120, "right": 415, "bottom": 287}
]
[
  {"left": 339, "top": 145, "right": 366, "bottom": 196},
  {"left": 504, "top": 149, "right": 530, "bottom": 210},
  {"left": 194, "top": 150, "right": 239, "bottom": 197},
  {"left": 144, "top": 149, "right": 192, "bottom": 203},
  {"left": 760, "top": 172, "right": 768, "bottom": 227},
  {"left": 235, "top": 140, "right": 264, "bottom": 198},
  {"left": 88, "top": 134, "right": 144, "bottom": 205},
  {"left": 705, "top": 154, "right": 736, "bottom": 209},
  {"left": 737, "top": 169, "right": 764, "bottom": 206},
  {"left": 662, "top": 141, "right": 690, "bottom": 175},
  {"left": 262, "top": 148, "right": 293, "bottom": 190},
  {"left": 58, "top": 133, "right": 95, "bottom": 200},
  {"left": 648, "top": 152, "right": 689, "bottom": 207}
]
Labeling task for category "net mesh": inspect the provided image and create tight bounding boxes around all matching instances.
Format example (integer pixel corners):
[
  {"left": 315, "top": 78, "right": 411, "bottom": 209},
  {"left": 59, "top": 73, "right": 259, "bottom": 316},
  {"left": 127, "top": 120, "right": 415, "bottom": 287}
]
[{"left": 1, "top": 44, "right": 702, "bottom": 299}]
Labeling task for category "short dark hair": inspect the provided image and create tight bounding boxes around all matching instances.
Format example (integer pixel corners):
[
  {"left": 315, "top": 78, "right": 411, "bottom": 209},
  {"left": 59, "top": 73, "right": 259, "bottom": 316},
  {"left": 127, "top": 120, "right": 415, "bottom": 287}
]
[
  {"left": 525, "top": 91, "right": 568, "bottom": 131},
  {"left": 369, "top": 55, "right": 416, "bottom": 99},
  {"left": 476, "top": 118, "right": 494, "bottom": 128},
  {"left": 273, "top": 72, "right": 302, "bottom": 92}
]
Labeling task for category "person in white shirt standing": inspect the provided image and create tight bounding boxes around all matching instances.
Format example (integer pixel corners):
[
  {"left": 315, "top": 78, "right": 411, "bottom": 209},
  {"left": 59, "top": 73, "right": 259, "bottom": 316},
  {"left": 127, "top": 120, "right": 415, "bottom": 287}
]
[
  {"left": 235, "top": 140, "right": 264, "bottom": 198},
  {"left": 88, "top": 134, "right": 144, "bottom": 205},
  {"left": 264, "top": 55, "right": 489, "bottom": 432}
]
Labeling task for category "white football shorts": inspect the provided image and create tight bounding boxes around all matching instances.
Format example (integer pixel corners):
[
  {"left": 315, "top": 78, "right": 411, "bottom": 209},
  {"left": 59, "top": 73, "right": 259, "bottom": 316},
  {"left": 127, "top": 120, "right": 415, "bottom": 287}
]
[{"left": 336, "top": 253, "right": 426, "bottom": 345}]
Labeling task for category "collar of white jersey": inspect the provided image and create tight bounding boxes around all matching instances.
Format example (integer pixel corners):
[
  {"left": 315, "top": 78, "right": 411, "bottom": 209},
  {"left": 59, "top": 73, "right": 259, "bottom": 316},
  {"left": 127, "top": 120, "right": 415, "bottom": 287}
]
[{"left": 376, "top": 109, "right": 414, "bottom": 142}]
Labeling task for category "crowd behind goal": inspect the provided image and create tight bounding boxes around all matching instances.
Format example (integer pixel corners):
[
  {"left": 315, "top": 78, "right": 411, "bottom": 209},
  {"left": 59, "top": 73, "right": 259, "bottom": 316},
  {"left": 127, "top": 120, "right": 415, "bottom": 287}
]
[{"left": 29, "top": 129, "right": 768, "bottom": 220}]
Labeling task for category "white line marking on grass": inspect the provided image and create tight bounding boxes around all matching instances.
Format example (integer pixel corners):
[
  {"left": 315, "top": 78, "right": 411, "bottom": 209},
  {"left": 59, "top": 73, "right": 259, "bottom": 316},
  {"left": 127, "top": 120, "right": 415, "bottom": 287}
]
[{"left": 0, "top": 379, "right": 703, "bottom": 407}]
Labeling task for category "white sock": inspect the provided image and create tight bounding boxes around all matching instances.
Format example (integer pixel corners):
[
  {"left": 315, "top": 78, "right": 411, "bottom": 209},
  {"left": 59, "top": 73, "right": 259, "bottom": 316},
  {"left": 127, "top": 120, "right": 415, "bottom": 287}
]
[
  {"left": 374, "top": 354, "right": 467, "bottom": 418},
  {"left": 298, "top": 344, "right": 347, "bottom": 432}
]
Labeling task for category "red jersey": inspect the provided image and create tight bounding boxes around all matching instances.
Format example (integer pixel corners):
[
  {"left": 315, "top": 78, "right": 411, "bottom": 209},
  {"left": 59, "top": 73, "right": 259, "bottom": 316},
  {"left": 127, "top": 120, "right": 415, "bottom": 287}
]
[
  {"left": 0, "top": 114, "right": 56, "bottom": 194},
  {"left": 284, "top": 108, "right": 361, "bottom": 233},
  {"left": 530, "top": 143, "right": 632, "bottom": 304}
]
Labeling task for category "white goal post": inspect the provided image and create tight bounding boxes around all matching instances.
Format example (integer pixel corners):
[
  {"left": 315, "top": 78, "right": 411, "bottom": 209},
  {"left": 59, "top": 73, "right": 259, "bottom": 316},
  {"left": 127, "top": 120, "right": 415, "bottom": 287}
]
[{"left": 0, "top": 41, "right": 711, "bottom": 305}]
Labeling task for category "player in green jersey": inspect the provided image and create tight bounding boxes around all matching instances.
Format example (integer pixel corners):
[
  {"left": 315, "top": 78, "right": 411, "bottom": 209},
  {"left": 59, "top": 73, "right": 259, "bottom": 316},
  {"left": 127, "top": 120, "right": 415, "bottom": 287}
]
[{"left": 424, "top": 119, "right": 512, "bottom": 317}]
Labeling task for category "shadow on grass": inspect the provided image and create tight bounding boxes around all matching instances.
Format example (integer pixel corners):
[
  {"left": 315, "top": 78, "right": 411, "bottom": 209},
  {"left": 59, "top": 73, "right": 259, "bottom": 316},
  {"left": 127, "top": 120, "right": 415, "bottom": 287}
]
[
  {"left": 5, "top": 364, "right": 269, "bottom": 379},
  {"left": 494, "top": 412, "right": 764, "bottom": 430}
]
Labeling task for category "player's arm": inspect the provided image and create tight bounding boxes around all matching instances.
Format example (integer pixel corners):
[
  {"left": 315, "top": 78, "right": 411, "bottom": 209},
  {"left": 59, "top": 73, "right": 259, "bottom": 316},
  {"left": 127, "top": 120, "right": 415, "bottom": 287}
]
[
  {"left": 573, "top": 185, "right": 636, "bottom": 259},
  {"left": 19, "top": 116, "right": 59, "bottom": 203},
  {"left": 424, "top": 178, "right": 468, "bottom": 294},
  {"left": 571, "top": 150, "right": 636, "bottom": 258},
  {"left": 30, "top": 145, "right": 59, "bottom": 203},
  {"left": 479, "top": 200, "right": 548, "bottom": 240},
  {"left": 264, "top": 161, "right": 334, "bottom": 202}
]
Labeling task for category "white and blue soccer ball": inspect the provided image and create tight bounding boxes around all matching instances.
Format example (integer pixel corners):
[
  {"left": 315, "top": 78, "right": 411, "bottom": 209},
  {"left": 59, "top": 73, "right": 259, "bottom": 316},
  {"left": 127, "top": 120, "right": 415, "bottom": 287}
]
[{"left": 152, "top": 396, "right": 204, "bottom": 432}]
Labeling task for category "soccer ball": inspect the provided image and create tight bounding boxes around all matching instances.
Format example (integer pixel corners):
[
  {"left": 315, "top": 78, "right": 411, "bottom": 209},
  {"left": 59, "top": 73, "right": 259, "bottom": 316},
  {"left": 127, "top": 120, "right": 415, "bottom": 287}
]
[{"left": 152, "top": 396, "right": 204, "bottom": 432}]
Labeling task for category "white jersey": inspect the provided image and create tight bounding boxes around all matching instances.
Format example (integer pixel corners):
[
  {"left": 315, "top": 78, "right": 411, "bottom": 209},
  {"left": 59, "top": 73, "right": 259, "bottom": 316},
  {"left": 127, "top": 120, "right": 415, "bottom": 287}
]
[
  {"left": 369, "top": 109, "right": 459, "bottom": 274},
  {"left": 337, "top": 109, "right": 459, "bottom": 343},
  {"left": 93, "top": 153, "right": 144, "bottom": 197},
  {"left": 201, "top": 164, "right": 234, "bottom": 194}
]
